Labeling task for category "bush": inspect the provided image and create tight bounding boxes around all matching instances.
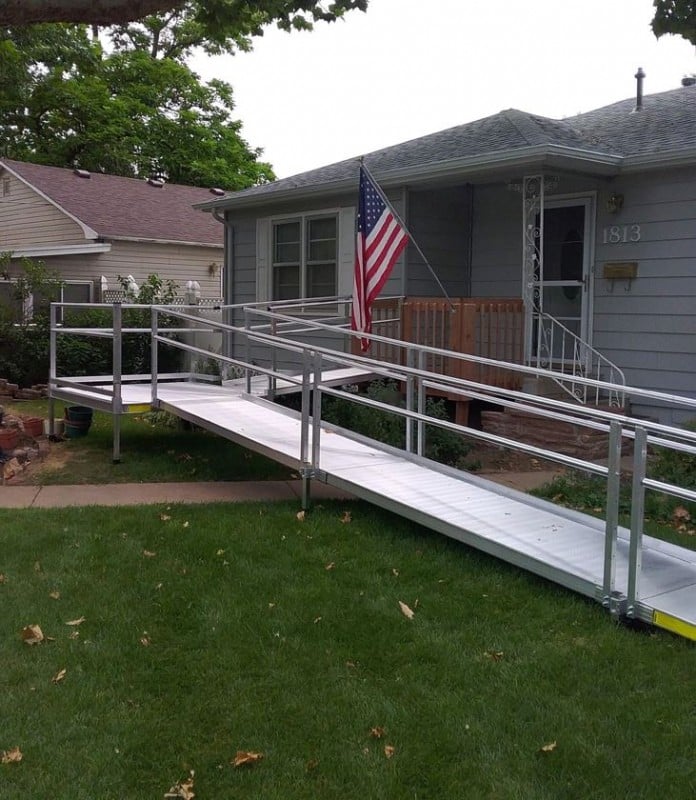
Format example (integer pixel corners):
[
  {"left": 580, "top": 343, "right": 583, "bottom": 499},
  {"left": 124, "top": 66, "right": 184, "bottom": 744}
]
[{"left": 320, "top": 380, "right": 472, "bottom": 467}]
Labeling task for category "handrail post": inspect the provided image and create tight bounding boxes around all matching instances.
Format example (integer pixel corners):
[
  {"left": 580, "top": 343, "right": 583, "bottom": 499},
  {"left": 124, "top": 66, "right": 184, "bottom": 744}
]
[
  {"left": 112, "top": 302, "right": 123, "bottom": 464},
  {"left": 417, "top": 349, "right": 426, "bottom": 457},
  {"left": 602, "top": 420, "right": 623, "bottom": 615},
  {"left": 48, "top": 303, "right": 57, "bottom": 435},
  {"left": 405, "top": 347, "right": 414, "bottom": 453},
  {"left": 627, "top": 426, "right": 648, "bottom": 616},
  {"left": 150, "top": 306, "right": 159, "bottom": 407},
  {"left": 244, "top": 306, "right": 251, "bottom": 394},
  {"left": 311, "top": 350, "right": 322, "bottom": 473},
  {"left": 269, "top": 315, "right": 277, "bottom": 400}
]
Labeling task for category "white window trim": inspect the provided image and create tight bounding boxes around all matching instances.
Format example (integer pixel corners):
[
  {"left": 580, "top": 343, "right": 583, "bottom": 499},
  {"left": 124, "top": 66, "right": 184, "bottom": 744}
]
[
  {"left": 0, "top": 279, "right": 94, "bottom": 322},
  {"left": 256, "top": 206, "right": 355, "bottom": 304}
]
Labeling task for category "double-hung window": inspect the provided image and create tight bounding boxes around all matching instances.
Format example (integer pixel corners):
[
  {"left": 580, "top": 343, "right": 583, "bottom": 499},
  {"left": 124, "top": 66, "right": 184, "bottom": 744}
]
[{"left": 272, "top": 215, "right": 337, "bottom": 301}]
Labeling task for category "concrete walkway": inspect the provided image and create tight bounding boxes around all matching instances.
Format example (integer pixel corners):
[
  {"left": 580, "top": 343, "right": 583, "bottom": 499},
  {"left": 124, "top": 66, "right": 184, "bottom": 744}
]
[{"left": 0, "top": 469, "right": 562, "bottom": 509}]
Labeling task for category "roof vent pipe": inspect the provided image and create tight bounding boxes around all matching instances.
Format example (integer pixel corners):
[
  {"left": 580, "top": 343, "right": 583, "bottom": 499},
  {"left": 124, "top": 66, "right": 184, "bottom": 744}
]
[
  {"left": 634, "top": 67, "right": 645, "bottom": 112},
  {"left": 682, "top": 75, "right": 696, "bottom": 87}
]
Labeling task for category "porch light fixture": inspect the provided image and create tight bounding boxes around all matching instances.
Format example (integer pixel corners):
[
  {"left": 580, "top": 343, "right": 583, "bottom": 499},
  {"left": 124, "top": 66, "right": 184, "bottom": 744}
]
[{"left": 606, "top": 192, "right": 624, "bottom": 214}]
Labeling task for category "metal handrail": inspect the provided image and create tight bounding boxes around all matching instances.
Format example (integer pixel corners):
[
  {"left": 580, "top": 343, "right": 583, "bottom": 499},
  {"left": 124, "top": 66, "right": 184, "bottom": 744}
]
[{"left": 536, "top": 312, "right": 626, "bottom": 407}]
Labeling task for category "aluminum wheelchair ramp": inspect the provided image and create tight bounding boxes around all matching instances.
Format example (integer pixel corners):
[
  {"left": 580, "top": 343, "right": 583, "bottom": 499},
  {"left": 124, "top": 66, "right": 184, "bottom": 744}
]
[{"left": 150, "top": 385, "right": 696, "bottom": 640}]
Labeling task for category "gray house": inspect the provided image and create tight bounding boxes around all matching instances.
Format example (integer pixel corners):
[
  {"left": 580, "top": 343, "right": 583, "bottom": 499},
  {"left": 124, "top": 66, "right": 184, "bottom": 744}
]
[{"left": 198, "top": 80, "right": 696, "bottom": 425}]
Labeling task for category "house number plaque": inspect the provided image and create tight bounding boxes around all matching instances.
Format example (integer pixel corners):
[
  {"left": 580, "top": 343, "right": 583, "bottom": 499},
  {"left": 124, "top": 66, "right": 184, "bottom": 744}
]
[{"left": 602, "top": 224, "right": 641, "bottom": 244}]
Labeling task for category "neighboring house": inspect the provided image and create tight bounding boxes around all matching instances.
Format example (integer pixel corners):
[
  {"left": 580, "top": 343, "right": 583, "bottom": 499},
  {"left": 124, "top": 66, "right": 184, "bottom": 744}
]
[
  {"left": 0, "top": 159, "right": 225, "bottom": 313},
  {"left": 198, "top": 78, "right": 696, "bottom": 425}
]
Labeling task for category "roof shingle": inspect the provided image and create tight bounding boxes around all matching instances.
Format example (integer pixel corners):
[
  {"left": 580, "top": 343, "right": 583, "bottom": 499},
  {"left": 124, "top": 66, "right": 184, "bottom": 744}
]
[{"left": 1, "top": 159, "right": 223, "bottom": 246}]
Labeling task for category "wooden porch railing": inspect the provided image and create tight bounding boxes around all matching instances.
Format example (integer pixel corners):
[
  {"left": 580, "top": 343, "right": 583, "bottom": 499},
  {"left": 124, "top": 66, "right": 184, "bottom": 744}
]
[
  {"left": 356, "top": 297, "right": 525, "bottom": 424},
  {"left": 364, "top": 297, "right": 525, "bottom": 388}
]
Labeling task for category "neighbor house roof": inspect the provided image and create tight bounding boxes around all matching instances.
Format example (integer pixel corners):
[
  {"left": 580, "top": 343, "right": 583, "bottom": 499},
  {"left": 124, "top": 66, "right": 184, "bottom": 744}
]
[
  {"left": 1, "top": 159, "right": 223, "bottom": 246},
  {"left": 198, "top": 84, "right": 696, "bottom": 212}
]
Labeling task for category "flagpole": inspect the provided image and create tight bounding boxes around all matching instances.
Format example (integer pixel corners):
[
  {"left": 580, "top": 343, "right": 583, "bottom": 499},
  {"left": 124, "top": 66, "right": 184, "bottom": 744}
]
[{"left": 359, "top": 159, "right": 456, "bottom": 311}]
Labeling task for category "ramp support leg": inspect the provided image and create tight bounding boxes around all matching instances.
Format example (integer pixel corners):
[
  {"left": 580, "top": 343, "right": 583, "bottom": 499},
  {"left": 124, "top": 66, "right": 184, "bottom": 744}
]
[
  {"left": 301, "top": 469, "right": 312, "bottom": 511},
  {"left": 627, "top": 427, "right": 647, "bottom": 616},
  {"left": 602, "top": 420, "right": 622, "bottom": 615}
]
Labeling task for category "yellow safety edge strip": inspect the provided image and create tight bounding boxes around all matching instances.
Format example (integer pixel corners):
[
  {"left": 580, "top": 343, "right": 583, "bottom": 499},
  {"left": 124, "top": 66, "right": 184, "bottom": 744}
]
[
  {"left": 125, "top": 403, "right": 152, "bottom": 414},
  {"left": 653, "top": 610, "right": 696, "bottom": 642}
]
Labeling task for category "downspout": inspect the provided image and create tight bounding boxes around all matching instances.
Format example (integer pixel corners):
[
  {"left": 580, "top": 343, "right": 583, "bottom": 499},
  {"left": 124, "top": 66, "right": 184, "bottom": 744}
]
[{"left": 212, "top": 208, "right": 235, "bottom": 363}]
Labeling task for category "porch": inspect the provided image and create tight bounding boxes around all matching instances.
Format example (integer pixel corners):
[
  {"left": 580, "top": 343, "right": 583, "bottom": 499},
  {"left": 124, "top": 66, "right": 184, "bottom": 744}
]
[{"left": 356, "top": 295, "right": 623, "bottom": 426}]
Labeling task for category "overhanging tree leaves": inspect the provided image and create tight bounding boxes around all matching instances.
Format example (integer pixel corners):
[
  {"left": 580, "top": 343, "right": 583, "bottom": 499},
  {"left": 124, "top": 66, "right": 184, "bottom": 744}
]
[
  {"left": 0, "top": 2, "right": 369, "bottom": 187},
  {"left": 0, "top": 23, "right": 274, "bottom": 188},
  {"left": 652, "top": 0, "right": 696, "bottom": 45},
  {"left": 0, "top": 0, "right": 369, "bottom": 31}
]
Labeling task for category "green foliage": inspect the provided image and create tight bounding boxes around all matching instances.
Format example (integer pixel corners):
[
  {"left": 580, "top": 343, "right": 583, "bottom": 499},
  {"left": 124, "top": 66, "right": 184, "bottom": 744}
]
[
  {"left": 652, "top": 0, "right": 696, "bottom": 45},
  {"left": 0, "top": 255, "right": 63, "bottom": 385},
  {"left": 0, "top": 23, "right": 274, "bottom": 189},
  {"left": 321, "top": 380, "right": 471, "bottom": 467},
  {"left": 650, "top": 420, "right": 696, "bottom": 489}
]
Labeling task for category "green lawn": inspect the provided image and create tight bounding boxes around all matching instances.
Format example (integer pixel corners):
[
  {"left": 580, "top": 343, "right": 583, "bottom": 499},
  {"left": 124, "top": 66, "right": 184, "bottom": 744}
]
[
  {"left": 4, "top": 399, "right": 293, "bottom": 484},
  {"left": 1, "top": 501, "right": 695, "bottom": 799}
]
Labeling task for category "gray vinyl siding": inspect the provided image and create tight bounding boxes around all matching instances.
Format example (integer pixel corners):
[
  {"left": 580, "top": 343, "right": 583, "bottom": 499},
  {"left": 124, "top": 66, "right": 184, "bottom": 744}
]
[
  {"left": 0, "top": 171, "right": 87, "bottom": 247},
  {"left": 592, "top": 167, "right": 696, "bottom": 423},
  {"left": 405, "top": 185, "right": 472, "bottom": 296},
  {"left": 470, "top": 184, "right": 521, "bottom": 297}
]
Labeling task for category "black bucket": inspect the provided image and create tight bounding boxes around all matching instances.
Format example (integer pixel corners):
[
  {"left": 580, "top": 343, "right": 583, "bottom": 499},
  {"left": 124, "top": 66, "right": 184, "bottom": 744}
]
[{"left": 64, "top": 406, "right": 93, "bottom": 437}]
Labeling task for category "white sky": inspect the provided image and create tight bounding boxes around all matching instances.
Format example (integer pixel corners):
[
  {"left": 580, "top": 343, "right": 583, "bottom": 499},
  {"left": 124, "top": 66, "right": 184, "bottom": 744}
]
[{"left": 191, "top": 0, "right": 696, "bottom": 179}]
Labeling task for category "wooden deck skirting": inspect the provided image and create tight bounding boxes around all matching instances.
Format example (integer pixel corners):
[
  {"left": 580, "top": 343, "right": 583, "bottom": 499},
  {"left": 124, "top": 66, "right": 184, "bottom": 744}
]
[{"left": 360, "top": 297, "right": 525, "bottom": 423}]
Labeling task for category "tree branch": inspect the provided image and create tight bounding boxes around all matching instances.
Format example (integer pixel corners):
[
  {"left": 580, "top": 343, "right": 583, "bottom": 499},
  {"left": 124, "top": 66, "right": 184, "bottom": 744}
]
[{"left": 0, "top": 0, "right": 184, "bottom": 26}]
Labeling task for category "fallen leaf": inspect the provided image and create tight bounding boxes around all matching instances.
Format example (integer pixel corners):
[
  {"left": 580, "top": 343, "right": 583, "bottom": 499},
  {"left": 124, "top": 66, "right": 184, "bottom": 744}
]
[
  {"left": 398, "top": 601, "right": 414, "bottom": 620},
  {"left": 384, "top": 745, "right": 395, "bottom": 759},
  {"left": 0, "top": 573, "right": 6, "bottom": 584},
  {"left": 51, "top": 668, "right": 67, "bottom": 684},
  {"left": 392, "top": 568, "right": 400, "bottom": 577},
  {"left": 216, "top": 549, "right": 225, "bottom": 556},
  {"left": 540, "top": 741, "right": 557, "bottom": 753},
  {"left": 369, "top": 727, "right": 385, "bottom": 739},
  {"left": 143, "top": 550, "right": 156, "bottom": 558},
  {"left": 340, "top": 511, "right": 352, "bottom": 524},
  {"left": 65, "top": 617, "right": 86, "bottom": 627},
  {"left": 325, "top": 562, "right": 336, "bottom": 571},
  {"left": 140, "top": 633, "right": 151, "bottom": 646},
  {"left": 1, "top": 747, "right": 22, "bottom": 764},
  {"left": 182, "top": 521, "right": 190, "bottom": 529},
  {"left": 159, "top": 514, "right": 171, "bottom": 522},
  {"left": 346, "top": 660, "right": 357, "bottom": 669},
  {"left": 21, "top": 624, "right": 44, "bottom": 645},
  {"left": 68, "top": 631, "right": 80, "bottom": 640},
  {"left": 313, "top": 616, "right": 322, "bottom": 624},
  {"left": 296, "top": 510, "right": 306, "bottom": 522},
  {"left": 164, "top": 770, "right": 195, "bottom": 799},
  {"left": 673, "top": 506, "right": 691, "bottom": 522},
  {"left": 484, "top": 650, "right": 504, "bottom": 662},
  {"left": 33, "top": 561, "right": 42, "bottom": 573},
  {"left": 232, "top": 751, "right": 264, "bottom": 768},
  {"left": 305, "top": 759, "right": 319, "bottom": 772},
  {"left": 49, "top": 591, "right": 60, "bottom": 600}
]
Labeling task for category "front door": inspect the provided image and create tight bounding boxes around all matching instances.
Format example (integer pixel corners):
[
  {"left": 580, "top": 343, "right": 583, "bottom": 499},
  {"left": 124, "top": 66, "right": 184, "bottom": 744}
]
[{"left": 531, "top": 197, "right": 593, "bottom": 366}]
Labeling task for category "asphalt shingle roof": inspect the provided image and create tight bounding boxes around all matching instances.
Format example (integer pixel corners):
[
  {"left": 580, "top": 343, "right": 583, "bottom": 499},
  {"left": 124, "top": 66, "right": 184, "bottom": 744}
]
[
  {"left": 209, "top": 84, "right": 696, "bottom": 207},
  {"left": 1, "top": 159, "right": 223, "bottom": 246}
]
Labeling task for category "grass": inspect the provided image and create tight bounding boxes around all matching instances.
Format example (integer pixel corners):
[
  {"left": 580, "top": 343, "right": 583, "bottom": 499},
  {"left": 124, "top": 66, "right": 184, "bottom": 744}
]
[
  {"left": 2, "top": 399, "right": 293, "bottom": 484},
  {"left": 1, "top": 500, "right": 696, "bottom": 799}
]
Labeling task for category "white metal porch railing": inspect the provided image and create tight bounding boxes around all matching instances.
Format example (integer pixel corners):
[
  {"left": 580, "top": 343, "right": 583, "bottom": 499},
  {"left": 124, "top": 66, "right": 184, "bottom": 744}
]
[{"left": 534, "top": 311, "right": 626, "bottom": 407}]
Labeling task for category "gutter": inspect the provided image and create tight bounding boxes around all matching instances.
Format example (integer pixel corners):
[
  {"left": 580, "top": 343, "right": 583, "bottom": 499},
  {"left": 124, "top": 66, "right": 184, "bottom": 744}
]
[
  {"left": 195, "top": 144, "right": 623, "bottom": 213},
  {"left": 4, "top": 243, "right": 112, "bottom": 258},
  {"left": 105, "top": 235, "right": 222, "bottom": 248}
]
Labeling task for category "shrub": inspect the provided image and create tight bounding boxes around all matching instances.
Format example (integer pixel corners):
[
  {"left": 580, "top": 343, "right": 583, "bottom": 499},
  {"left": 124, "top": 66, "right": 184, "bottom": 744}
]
[{"left": 320, "top": 380, "right": 472, "bottom": 467}]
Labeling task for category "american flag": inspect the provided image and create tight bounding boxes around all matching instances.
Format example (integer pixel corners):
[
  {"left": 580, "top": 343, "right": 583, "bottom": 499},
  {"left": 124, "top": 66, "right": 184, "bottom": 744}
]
[{"left": 351, "top": 165, "right": 409, "bottom": 352}]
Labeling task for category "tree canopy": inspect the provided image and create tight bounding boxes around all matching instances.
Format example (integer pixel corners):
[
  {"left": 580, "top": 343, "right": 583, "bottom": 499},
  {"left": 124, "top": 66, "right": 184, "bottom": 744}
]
[
  {"left": 0, "top": 23, "right": 274, "bottom": 188},
  {"left": 652, "top": 0, "right": 696, "bottom": 45},
  {"left": 0, "top": 1, "right": 368, "bottom": 31},
  {"left": 0, "top": 2, "right": 369, "bottom": 188}
]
